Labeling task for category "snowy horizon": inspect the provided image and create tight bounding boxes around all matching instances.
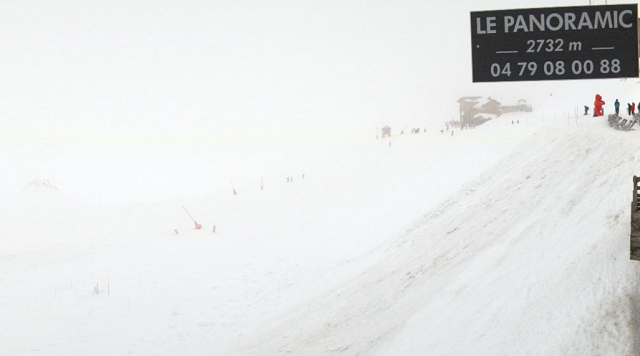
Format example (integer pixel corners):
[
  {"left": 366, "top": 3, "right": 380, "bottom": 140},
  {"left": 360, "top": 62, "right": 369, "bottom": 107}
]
[{"left": 0, "top": 0, "right": 625, "bottom": 202}]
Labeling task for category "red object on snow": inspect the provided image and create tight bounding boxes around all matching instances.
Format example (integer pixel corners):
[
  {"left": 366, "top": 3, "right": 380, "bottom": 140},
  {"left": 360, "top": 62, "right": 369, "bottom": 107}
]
[
  {"left": 194, "top": 221, "right": 202, "bottom": 230},
  {"left": 594, "top": 94, "right": 605, "bottom": 116}
]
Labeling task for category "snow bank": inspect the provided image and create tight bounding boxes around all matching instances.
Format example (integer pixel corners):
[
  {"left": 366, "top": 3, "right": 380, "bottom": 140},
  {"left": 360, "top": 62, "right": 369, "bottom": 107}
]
[
  {"left": 4, "top": 107, "right": 640, "bottom": 356},
  {"left": 1, "top": 113, "right": 538, "bottom": 356},
  {"left": 234, "top": 117, "right": 640, "bottom": 356}
]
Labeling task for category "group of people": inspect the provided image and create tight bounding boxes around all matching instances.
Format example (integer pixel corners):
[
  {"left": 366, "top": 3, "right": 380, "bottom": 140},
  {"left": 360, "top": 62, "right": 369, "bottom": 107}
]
[
  {"left": 584, "top": 95, "right": 638, "bottom": 118},
  {"left": 625, "top": 102, "right": 637, "bottom": 116},
  {"left": 286, "top": 174, "right": 304, "bottom": 183}
]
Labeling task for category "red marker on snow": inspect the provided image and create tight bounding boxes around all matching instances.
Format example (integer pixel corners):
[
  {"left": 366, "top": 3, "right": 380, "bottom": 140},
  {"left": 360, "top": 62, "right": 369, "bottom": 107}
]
[{"left": 231, "top": 180, "right": 238, "bottom": 195}]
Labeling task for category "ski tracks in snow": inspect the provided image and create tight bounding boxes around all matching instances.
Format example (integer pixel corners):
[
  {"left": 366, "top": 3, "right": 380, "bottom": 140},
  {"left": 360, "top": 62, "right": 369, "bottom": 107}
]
[{"left": 231, "top": 122, "right": 640, "bottom": 356}]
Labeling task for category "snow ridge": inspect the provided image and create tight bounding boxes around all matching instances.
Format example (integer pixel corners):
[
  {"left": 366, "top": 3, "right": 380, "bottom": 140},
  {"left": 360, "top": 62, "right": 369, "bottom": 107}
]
[{"left": 234, "top": 121, "right": 640, "bottom": 356}]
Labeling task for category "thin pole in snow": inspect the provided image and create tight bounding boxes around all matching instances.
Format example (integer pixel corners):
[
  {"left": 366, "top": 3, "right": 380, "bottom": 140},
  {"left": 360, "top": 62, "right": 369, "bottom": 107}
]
[{"left": 182, "top": 206, "right": 196, "bottom": 222}]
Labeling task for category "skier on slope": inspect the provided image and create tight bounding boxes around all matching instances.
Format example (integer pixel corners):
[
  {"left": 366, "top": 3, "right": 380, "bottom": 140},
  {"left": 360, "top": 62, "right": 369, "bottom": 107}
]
[{"left": 614, "top": 99, "right": 620, "bottom": 115}]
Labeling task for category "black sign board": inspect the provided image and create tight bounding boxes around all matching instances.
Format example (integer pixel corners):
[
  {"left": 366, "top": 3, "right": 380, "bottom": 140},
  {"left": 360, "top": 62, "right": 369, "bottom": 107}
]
[{"left": 471, "top": 4, "right": 638, "bottom": 82}]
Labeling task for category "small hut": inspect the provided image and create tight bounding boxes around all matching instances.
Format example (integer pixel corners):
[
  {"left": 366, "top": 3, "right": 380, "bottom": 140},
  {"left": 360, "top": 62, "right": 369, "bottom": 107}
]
[{"left": 381, "top": 126, "right": 391, "bottom": 138}]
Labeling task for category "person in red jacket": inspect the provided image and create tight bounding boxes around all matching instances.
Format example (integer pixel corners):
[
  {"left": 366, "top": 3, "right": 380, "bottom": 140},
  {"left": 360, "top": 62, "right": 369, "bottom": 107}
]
[{"left": 594, "top": 94, "right": 605, "bottom": 117}]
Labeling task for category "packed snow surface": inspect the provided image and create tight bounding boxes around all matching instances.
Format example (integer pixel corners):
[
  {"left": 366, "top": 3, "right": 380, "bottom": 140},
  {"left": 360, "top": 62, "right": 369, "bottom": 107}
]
[{"left": 3, "top": 112, "right": 640, "bottom": 355}]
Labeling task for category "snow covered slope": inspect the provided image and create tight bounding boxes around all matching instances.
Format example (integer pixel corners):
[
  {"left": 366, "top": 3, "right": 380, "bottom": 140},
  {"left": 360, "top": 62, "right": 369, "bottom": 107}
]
[
  {"left": 233, "top": 118, "right": 640, "bottom": 356},
  {"left": 0, "top": 116, "right": 536, "bottom": 356},
  {"left": 3, "top": 111, "right": 640, "bottom": 356}
]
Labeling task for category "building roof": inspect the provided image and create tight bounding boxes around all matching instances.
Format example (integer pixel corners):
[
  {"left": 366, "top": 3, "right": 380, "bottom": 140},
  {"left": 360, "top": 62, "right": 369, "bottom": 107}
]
[
  {"left": 458, "top": 96, "right": 501, "bottom": 109},
  {"left": 457, "top": 96, "right": 483, "bottom": 103}
]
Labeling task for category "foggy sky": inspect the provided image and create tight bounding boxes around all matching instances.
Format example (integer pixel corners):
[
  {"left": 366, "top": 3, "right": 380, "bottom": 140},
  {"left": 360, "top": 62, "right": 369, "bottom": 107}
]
[{"left": 0, "top": 0, "right": 627, "bottom": 201}]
